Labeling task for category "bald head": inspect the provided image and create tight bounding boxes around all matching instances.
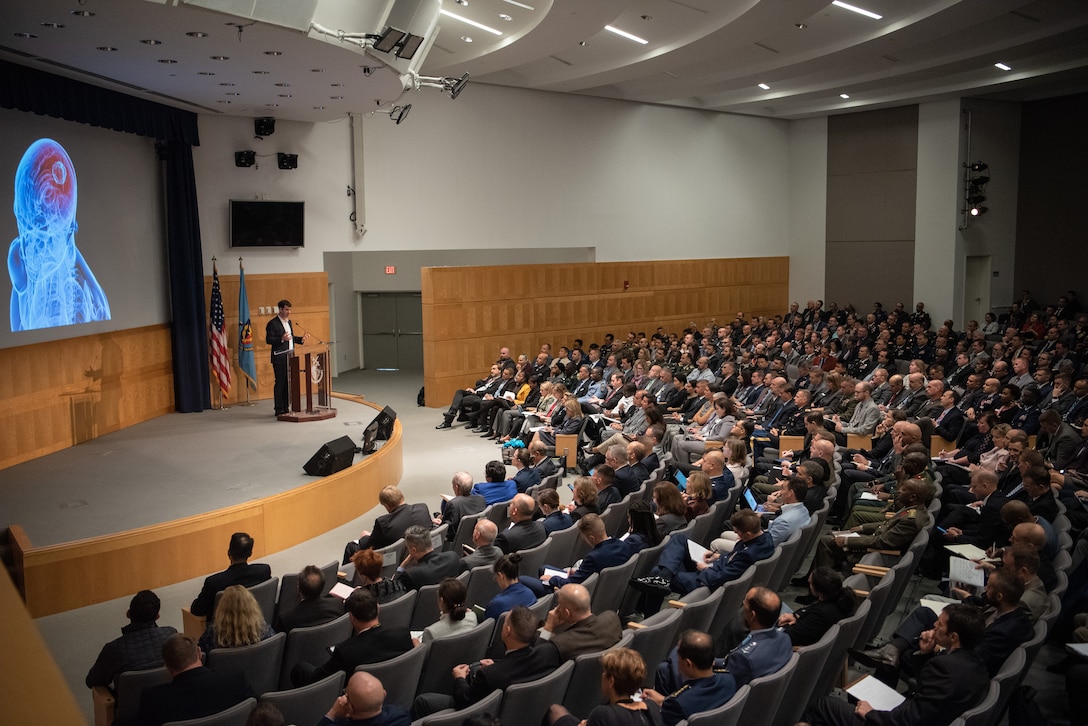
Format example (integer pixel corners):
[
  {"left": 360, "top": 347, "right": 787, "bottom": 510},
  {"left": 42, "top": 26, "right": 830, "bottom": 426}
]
[
  {"left": 557, "top": 583, "right": 592, "bottom": 619},
  {"left": 510, "top": 493, "right": 535, "bottom": 521},
  {"left": 701, "top": 449, "right": 725, "bottom": 475},
  {"left": 1010, "top": 522, "right": 1046, "bottom": 551},
  {"left": 343, "top": 672, "right": 386, "bottom": 720},
  {"left": 473, "top": 519, "right": 498, "bottom": 545}
]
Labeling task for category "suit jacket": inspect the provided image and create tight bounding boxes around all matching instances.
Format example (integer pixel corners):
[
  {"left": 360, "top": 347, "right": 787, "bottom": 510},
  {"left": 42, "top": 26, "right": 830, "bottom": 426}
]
[
  {"left": 543, "top": 510, "right": 575, "bottom": 534},
  {"left": 398, "top": 550, "right": 461, "bottom": 590},
  {"left": 358, "top": 503, "right": 433, "bottom": 551},
  {"left": 842, "top": 398, "right": 881, "bottom": 436},
  {"left": 460, "top": 544, "right": 503, "bottom": 571},
  {"left": 532, "top": 457, "right": 559, "bottom": 480},
  {"left": 275, "top": 595, "right": 344, "bottom": 632},
  {"left": 597, "top": 485, "right": 623, "bottom": 510},
  {"left": 137, "top": 667, "right": 253, "bottom": 726},
  {"left": 699, "top": 532, "right": 774, "bottom": 590},
  {"left": 543, "top": 611, "right": 623, "bottom": 660},
  {"left": 443, "top": 494, "right": 487, "bottom": 540},
  {"left": 472, "top": 479, "right": 518, "bottom": 505},
  {"left": 932, "top": 406, "right": 966, "bottom": 442},
  {"left": 495, "top": 519, "right": 547, "bottom": 554},
  {"left": 309, "top": 624, "right": 414, "bottom": 683},
  {"left": 317, "top": 706, "right": 410, "bottom": 726},
  {"left": 869, "top": 648, "right": 989, "bottom": 726},
  {"left": 452, "top": 643, "right": 562, "bottom": 709},
  {"left": 725, "top": 626, "right": 793, "bottom": 686},
  {"left": 513, "top": 467, "right": 539, "bottom": 493},
  {"left": 662, "top": 672, "right": 737, "bottom": 726},
  {"left": 782, "top": 598, "right": 853, "bottom": 647},
  {"left": 190, "top": 562, "right": 272, "bottom": 617},
  {"left": 614, "top": 463, "right": 648, "bottom": 496},
  {"left": 1038, "top": 422, "right": 1082, "bottom": 468},
  {"left": 549, "top": 538, "right": 632, "bottom": 588},
  {"left": 265, "top": 315, "right": 304, "bottom": 361}
]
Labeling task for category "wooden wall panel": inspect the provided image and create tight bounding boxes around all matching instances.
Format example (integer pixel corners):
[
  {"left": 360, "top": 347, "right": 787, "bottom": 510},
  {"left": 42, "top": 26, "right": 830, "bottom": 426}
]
[{"left": 422, "top": 257, "right": 788, "bottom": 404}]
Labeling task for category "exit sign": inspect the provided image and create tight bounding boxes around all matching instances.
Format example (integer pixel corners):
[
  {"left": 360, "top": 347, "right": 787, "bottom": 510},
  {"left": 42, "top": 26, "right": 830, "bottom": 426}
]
[{"left": 384, "top": 266, "right": 396, "bottom": 275}]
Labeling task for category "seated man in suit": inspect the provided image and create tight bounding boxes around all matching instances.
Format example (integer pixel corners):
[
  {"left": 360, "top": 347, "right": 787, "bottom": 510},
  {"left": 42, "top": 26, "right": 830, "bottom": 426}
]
[
  {"left": 137, "top": 634, "right": 252, "bottom": 726},
  {"left": 86, "top": 589, "right": 177, "bottom": 691},
  {"left": 274, "top": 565, "right": 344, "bottom": 632},
  {"left": 342, "top": 485, "right": 432, "bottom": 564},
  {"left": 537, "top": 583, "right": 623, "bottom": 660},
  {"left": 460, "top": 519, "right": 503, "bottom": 571},
  {"left": 411, "top": 605, "right": 562, "bottom": 719},
  {"left": 434, "top": 471, "right": 486, "bottom": 541},
  {"left": 593, "top": 464, "right": 622, "bottom": 510},
  {"left": 642, "top": 630, "right": 737, "bottom": 726},
  {"left": 471, "top": 460, "right": 518, "bottom": 506},
  {"left": 293, "top": 588, "right": 413, "bottom": 686},
  {"left": 529, "top": 440, "right": 559, "bottom": 481},
  {"left": 189, "top": 532, "right": 271, "bottom": 618},
  {"left": 394, "top": 525, "right": 461, "bottom": 590},
  {"left": 318, "top": 671, "right": 410, "bottom": 726},
  {"left": 494, "top": 493, "right": 548, "bottom": 554},
  {"left": 524, "top": 514, "right": 631, "bottom": 595}
]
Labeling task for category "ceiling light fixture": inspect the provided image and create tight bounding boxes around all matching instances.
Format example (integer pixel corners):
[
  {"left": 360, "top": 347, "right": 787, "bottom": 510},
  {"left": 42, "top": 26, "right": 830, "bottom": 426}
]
[
  {"left": 14, "top": 32, "right": 38, "bottom": 39},
  {"left": 70, "top": 10, "right": 95, "bottom": 17},
  {"left": 795, "top": 23, "right": 807, "bottom": 29},
  {"left": 373, "top": 104, "right": 412, "bottom": 125},
  {"left": 263, "top": 50, "right": 282, "bottom": 56},
  {"left": 831, "top": 1, "right": 883, "bottom": 20},
  {"left": 840, "top": 93, "right": 850, "bottom": 99},
  {"left": 758, "top": 83, "right": 770, "bottom": 90},
  {"left": 605, "top": 25, "right": 649, "bottom": 44},
  {"left": 40, "top": 22, "right": 65, "bottom": 29},
  {"left": 211, "top": 55, "right": 229, "bottom": 60},
  {"left": 995, "top": 62, "right": 1012, "bottom": 71},
  {"left": 461, "top": 36, "right": 473, "bottom": 43},
  {"left": 186, "top": 31, "right": 208, "bottom": 38},
  {"left": 198, "top": 71, "right": 216, "bottom": 76},
  {"left": 97, "top": 45, "right": 117, "bottom": 51},
  {"left": 412, "top": 71, "right": 470, "bottom": 100},
  {"left": 499, "top": 14, "right": 512, "bottom": 21},
  {"left": 158, "top": 59, "right": 178, "bottom": 64},
  {"left": 440, "top": 10, "right": 503, "bottom": 36},
  {"left": 503, "top": 0, "right": 535, "bottom": 10},
  {"left": 141, "top": 39, "right": 162, "bottom": 45}
]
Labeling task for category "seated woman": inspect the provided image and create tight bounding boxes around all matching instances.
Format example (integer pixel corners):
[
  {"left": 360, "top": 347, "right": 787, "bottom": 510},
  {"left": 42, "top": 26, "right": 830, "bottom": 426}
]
[
  {"left": 349, "top": 547, "right": 409, "bottom": 604},
  {"left": 623, "top": 499, "right": 662, "bottom": 554},
  {"left": 481, "top": 368, "right": 532, "bottom": 438},
  {"left": 482, "top": 554, "right": 537, "bottom": 622},
  {"left": 683, "top": 471, "right": 713, "bottom": 521},
  {"left": 781, "top": 567, "right": 857, "bottom": 645},
  {"left": 547, "top": 648, "right": 663, "bottom": 726},
  {"left": 538, "top": 488, "right": 574, "bottom": 533},
  {"left": 531, "top": 398, "right": 584, "bottom": 449},
  {"left": 197, "top": 585, "right": 274, "bottom": 654},
  {"left": 653, "top": 482, "right": 688, "bottom": 537},
  {"left": 567, "top": 476, "right": 600, "bottom": 522},
  {"left": 496, "top": 377, "right": 546, "bottom": 442},
  {"left": 421, "top": 577, "right": 478, "bottom": 645},
  {"left": 725, "top": 435, "right": 752, "bottom": 486}
]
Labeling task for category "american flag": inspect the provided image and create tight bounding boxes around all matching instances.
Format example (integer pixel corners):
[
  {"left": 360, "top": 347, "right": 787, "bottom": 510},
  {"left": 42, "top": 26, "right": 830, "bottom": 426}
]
[{"left": 209, "top": 264, "right": 232, "bottom": 394}]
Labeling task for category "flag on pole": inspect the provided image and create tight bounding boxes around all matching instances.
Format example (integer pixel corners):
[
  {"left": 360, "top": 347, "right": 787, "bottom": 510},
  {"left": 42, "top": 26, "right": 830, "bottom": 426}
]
[
  {"left": 237, "top": 261, "right": 257, "bottom": 391},
  {"left": 209, "top": 263, "right": 232, "bottom": 394}
]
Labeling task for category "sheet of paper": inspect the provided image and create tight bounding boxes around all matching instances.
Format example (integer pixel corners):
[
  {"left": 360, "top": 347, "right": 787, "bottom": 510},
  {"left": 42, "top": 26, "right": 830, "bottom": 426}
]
[
  {"left": 846, "top": 675, "right": 906, "bottom": 712},
  {"left": 945, "top": 543, "right": 988, "bottom": 561},
  {"left": 859, "top": 492, "right": 880, "bottom": 501},
  {"left": 329, "top": 582, "right": 355, "bottom": 599},
  {"left": 831, "top": 531, "right": 861, "bottom": 539},
  {"left": 687, "top": 539, "right": 711, "bottom": 563},
  {"left": 1066, "top": 643, "right": 1088, "bottom": 658},
  {"left": 411, "top": 630, "right": 424, "bottom": 641},
  {"left": 541, "top": 566, "right": 568, "bottom": 580},
  {"left": 948, "top": 556, "right": 985, "bottom": 589}
]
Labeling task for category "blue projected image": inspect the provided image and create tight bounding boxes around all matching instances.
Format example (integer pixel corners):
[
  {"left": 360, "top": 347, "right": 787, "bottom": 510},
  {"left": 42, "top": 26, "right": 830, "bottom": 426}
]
[{"left": 8, "top": 138, "right": 110, "bottom": 331}]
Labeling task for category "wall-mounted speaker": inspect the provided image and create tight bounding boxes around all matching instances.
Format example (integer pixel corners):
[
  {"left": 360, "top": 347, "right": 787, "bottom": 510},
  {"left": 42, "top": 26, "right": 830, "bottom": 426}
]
[
  {"left": 277, "top": 153, "right": 298, "bottom": 170},
  {"left": 234, "top": 150, "right": 255, "bottom": 167},
  {"left": 254, "top": 116, "right": 276, "bottom": 137}
]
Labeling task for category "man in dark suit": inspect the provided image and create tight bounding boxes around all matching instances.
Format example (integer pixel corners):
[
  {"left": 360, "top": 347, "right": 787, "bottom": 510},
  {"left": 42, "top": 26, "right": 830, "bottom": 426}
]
[
  {"left": 529, "top": 514, "right": 631, "bottom": 594},
  {"left": 265, "top": 299, "right": 306, "bottom": 416},
  {"left": 610, "top": 444, "right": 646, "bottom": 497},
  {"left": 275, "top": 565, "right": 344, "bottom": 632},
  {"left": 536, "top": 583, "right": 622, "bottom": 660},
  {"left": 529, "top": 441, "right": 558, "bottom": 481},
  {"left": 342, "top": 485, "right": 432, "bottom": 564},
  {"left": 395, "top": 525, "right": 460, "bottom": 590},
  {"left": 593, "top": 465, "right": 622, "bottom": 510},
  {"left": 435, "top": 471, "right": 486, "bottom": 541},
  {"left": 137, "top": 634, "right": 252, "bottom": 726},
  {"left": 1016, "top": 466, "right": 1060, "bottom": 523},
  {"left": 924, "top": 469, "right": 1007, "bottom": 578},
  {"left": 932, "top": 389, "right": 966, "bottom": 441},
  {"left": 410, "top": 605, "right": 562, "bottom": 719},
  {"left": 317, "top": 671, "right": 410, "bottom": 726},
  {"left": 494, "top": 494, "right": 547, "bottom": 554},
  {"left": 805, "top": 604, "right": 989, "bottom": 726},
  {"left": 294, "top": 588, "right": 413, "bottom": 686},
  {"left": 460, "top": 520, "right": 503, "bottom": 571},
  {"left": 189, "top": 532, "right": 271, "bottom": 617},
  {"left": 1038, "top": 408, "right": 1083, "bottom": 468}
]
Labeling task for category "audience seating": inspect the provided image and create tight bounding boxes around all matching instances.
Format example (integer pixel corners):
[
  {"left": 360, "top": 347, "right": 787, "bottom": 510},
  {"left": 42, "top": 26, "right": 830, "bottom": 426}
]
[
  {"left": 589, "top": 554, "right": 639, "bottom": 615},
  {"left": 498, "top": 659, "right": 575, "bottom": 724},
  {"left": 161, "top": 697, "right": 256, "bottom": 726},
  {"left": 358, "top": 641, "right": 429, "bottom": 711},
  {"left": 736, "top": 650, "right": 800, "bottom": 726},
  {"left": 259, "top": 672, "right": 344, "bottom": 726},
  {"left": 667, "top": 585, "right": 725, "bottom": 635},
  {"left": 279, "top": 613, "right": 352, "bottom": 690},
  {"left": 949, "top": 680, "right": 1001, "bottom": 726},
  {"left": 206, "top": 631, "right": 287, "bottom": 696},
  {"left": 415, "top": 688, "right": 503, "bottom": 726},
  {"left": 182, "top": 576, "right": 280, "bottom": 640},
  {"left": 92, "top": 665, "right": 170, "bottom": 726},
  {"left": 774, "top": 624, "right": 840, "bottom": 726},
  {"left": 813, "top": 598, "right": 870, "bottom": 700},
  {"left": 378, "top": 588, "right": 418, "bottom": 632},
  {"left": 516, "top": 538, "right": 553, "bottom": 578},
  {"left": 560, "top": 632, "right": 635, "bottom": 718},
  {"left": 449, "top": 506, "right": 492, "bottom": 554},
  {"left": 626, "top": 607, "right": 684, "bottom": 688},
  {"left": 274, "top": 561, "right": 338, "bottom": 626},
  {"left": 675, "top": 683, "right": 750, "bottom": 726},
  {"left": 464, "top": 565, "right": 501, "bottom": 611},
  {"left": 417, "top": 618, "right": 495, "bottom": 695},
  {"left": 376, "top": 539, "right": 406, "bottom": 580}
]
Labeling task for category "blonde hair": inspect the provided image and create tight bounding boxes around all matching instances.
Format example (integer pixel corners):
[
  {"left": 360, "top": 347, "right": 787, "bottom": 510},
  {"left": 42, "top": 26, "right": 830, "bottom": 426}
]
[
  {"left": 725, "top": 437, "right": 748, "bottom": 466},
  {"left": 573, "top": 476, "right": 598, "bottom": 507},
  {"left": 686, "top": 471, "right": 712, "bottom": 501},
  {"left": 213, "top": 585, "right": 267, "bottom": 648},
  {"left": 564, "top": 398, "right": 584, "bottom": 419}
]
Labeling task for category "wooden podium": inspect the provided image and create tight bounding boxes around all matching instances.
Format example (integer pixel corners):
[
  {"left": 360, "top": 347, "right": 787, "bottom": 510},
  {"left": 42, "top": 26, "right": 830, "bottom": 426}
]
[{"left": 279, "top": 346, "right": 337, "bottom": 422}]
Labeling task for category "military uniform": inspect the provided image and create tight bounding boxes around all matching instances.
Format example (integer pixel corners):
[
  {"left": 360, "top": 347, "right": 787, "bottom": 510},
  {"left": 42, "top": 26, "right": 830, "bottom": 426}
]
[
  {"left": 815, "top": 503, "right": 929, "bottom": 571},
  {"left": 660, "top": 672, "right": 737, "bottom": 726}
]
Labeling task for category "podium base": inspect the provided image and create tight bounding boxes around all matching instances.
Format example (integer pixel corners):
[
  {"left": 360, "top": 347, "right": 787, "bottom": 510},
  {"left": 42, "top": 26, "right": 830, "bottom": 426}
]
[{"left": 278, "top": 408, "right": 337, "bottom": 423}]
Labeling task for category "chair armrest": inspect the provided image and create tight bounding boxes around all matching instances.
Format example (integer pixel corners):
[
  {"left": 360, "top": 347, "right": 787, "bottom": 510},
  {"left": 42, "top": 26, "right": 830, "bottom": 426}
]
[
  {"left": 852, "top": 564, "right": 889, "bottom": 577},
  {"left": 626, "top": 621, "right": 646, "bottom": 629},
  {"left": 865, "top": 548, "right": 900, "bottom": 556},
  {"left": 851, "top": 588, "right": 871, "bottom": 598},
  {"left": 181, "top": 606, "right": 206, "bottom": 640},
  {"left": 92, "top": 686, "right": 116, "bottom": 726},
  {"left": 667, "top": 599, "right": 687, "bottom": 609},
  {"left": 704, "top": 440, "right": 724, "bottom": 450}
]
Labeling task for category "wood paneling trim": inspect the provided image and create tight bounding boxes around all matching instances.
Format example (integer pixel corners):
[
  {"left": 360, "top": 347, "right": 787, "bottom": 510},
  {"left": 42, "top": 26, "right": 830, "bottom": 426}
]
[
  {"left": 10, "top": 398, "right": 400, "bottom": 618},
  {"left": 421, "top": 258, "right": 788, "bottom": 405}
]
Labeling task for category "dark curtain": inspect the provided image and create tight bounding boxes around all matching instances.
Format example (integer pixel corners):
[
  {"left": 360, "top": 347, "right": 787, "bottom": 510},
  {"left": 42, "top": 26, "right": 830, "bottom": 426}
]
[{"left": 0, "top": 60, "right": 209, "bottom": 412}]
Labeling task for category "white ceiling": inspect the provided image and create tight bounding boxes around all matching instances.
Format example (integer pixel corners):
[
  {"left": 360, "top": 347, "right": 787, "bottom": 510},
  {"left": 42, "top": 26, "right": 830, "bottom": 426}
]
[{"left": 2, "top": 0, "right": 1088, "bottom": 124}]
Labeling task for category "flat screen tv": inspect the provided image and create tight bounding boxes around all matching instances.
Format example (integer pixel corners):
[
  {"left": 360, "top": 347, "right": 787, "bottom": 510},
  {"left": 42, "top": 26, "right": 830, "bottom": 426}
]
[{"left": 230, "top": 199, "right": 304, "bottom": 248}]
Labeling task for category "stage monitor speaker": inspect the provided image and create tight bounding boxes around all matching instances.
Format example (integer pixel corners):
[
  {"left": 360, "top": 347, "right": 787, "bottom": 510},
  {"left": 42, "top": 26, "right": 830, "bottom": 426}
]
[
  {"left": 373, "top": 406, "right": 397, "bottom": 440},
  {"left": 304, "top": 435, "right": 356, "bottom": 476}
]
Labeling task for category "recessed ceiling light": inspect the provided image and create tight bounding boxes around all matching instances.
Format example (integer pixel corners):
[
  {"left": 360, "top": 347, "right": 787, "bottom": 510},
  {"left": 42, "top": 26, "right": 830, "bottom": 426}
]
[
  {"left": 503, "top": 0, "right": 534, "bottom": 9},
  {"left": 224, "top": 92, "right": 240, "bottom": 96},
  {"left": 995, "top": 62, "right": 1012, "bottom": 71},
  {"left": 604, "top": 25, "right": 648, "bottom": 44},
  {"left": 218, "top": 82, "right": 235, "bottom": 86},
  {"left": 252, "top": 70, "right": 270, "bottom": 74},
  {"left": 840, "top": 93, "right": 850, "bottom": 99},
  {"left": 265, "top": 103, "right": 279, "bottom": 108},
  {"left": 330, "top": 95, "right": 344, "bottom": 99},
  {"left": 455, "top": 0, "right": 468, "bottom": 5},
  {"left": 498, "top": 14, "right": 512, "bottom": 21},
  {"left": 14, "top": 32, "right": 38, "bottom": 39},
  {"left": 440, "top": 9, "right": 503, "bottom": 35},
  {"left": 211, "top": 55, "right": 229, "bottom": 61},
  {"left": 198, "top": 71, "right": 215, "bottom": 76},
  {"left": 795, "top": 23, "right": 807, "bottom": 29},
  {"left": 217, "top": 100, "right": 231, "bottom": 104},
  {"left": 97, "top": 45, "right": 116, "bottom": 51},
  {"left": 264, "top": 50, "right": 282, "bottom": 56},
  {"left": 40, "top": 22, "right": 65, "bottom": 29},
  {"left": 278, "top": 94, "right": 292, "bottom": 98},
  {"left": 758, "top": 83, "right": 770, "bottom": 90},
  {"left": 311, "top": 68, "right": 325, "bottom": 73},
  {"left": 275, "top": 82, "right": 290, "bottom": 87},
  {"left": 331, "top": 82, "right": 344, "bottom": 87},
  {"left": 641, "top": 15, "right": 653, "bottom": 21},
  {"left": 158, "top": 59, "right": 178, "bottom": 64},
  {"left": 186, "top": 31, "right": 208, "bottom": 38},
  {"left": 313, "top": 106, "right": 326, "bottom": 110},
  {"left": 831, "top": 1, "right": 882, "bottom": 20},
  {"left": 579, "top": 41, "right": 587, "bottom": 47},
  {"left": 70, "top": 10, "right": 95, "bottom": 17},
  {"left": 141, "top": 39, "right": 162, "bottom": 45},
  {"left": 461, "top": 35, "right": 473, "bottom": 43}
]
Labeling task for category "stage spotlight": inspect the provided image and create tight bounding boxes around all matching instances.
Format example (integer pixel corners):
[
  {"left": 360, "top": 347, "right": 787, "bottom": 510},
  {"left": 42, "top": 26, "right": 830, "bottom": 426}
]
[
  {"left": 397, "top": 34, "right": 425, "bottom": 60},
  {"left": 373, "top": 27, "right": 406, "bottom": 53},
  {"left": 968, "top": 161, "right": 989, "bottom": 172},
  {"left": 970, "top": 205, "right": 989, "bottom": 217},
  {"left": 448, "top": 72, "right": 470, "bottom": 99},
  {"left": 373, "top": 104, "right": 412, "bottom": 125},
  {"left": 412, "top": 72, "right": 471, "bottom": 100},
  {"left": 234, "top": 150, "right": 255, "bottom": 167}
]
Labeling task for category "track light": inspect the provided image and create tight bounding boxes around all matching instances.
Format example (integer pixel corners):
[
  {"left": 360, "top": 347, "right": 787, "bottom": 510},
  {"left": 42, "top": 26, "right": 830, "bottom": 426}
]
[
  {"left": 970, "top": 205, "right": 989, "bottom": 217},
  {"left": 967, "top": 161, "right": 988, "bottom": 172},
  {"left": 372, "top": 27, "right": 406, "bottom": 54},
  {"left": 373, "top": 104, "right": 412, "bottom": 125},
  {"left": 412, "top": 72, "right": 470, "bottom": 99}
]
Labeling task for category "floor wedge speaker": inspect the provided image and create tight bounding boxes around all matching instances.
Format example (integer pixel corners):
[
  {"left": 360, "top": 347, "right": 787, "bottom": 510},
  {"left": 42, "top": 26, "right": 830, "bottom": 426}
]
[{"left": 304, "top": 435, "right": 356, "bottom": 476}]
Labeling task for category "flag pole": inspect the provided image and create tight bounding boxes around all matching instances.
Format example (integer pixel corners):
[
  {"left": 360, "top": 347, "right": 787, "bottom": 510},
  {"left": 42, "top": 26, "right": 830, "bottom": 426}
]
[{"left": 237, "top": 256, "right": 258, "bottom": 406}]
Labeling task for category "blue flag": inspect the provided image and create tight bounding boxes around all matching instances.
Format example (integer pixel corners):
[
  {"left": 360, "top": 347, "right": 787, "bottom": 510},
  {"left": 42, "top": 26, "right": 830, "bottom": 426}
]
[{"left": 237, "top": 263, "right": 257, "bottom": 391}]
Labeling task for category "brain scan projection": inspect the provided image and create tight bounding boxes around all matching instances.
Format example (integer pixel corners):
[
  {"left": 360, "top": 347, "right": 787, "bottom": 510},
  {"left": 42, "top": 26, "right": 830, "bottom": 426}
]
[{"left": 8, "top": 138, "right": 110, "bottom": 331}]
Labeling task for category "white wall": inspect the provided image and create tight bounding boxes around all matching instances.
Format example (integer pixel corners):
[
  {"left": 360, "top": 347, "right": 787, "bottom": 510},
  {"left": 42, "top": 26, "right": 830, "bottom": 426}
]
[{"left": 788, "top": 117, "right": 828, "bottom": 306}]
